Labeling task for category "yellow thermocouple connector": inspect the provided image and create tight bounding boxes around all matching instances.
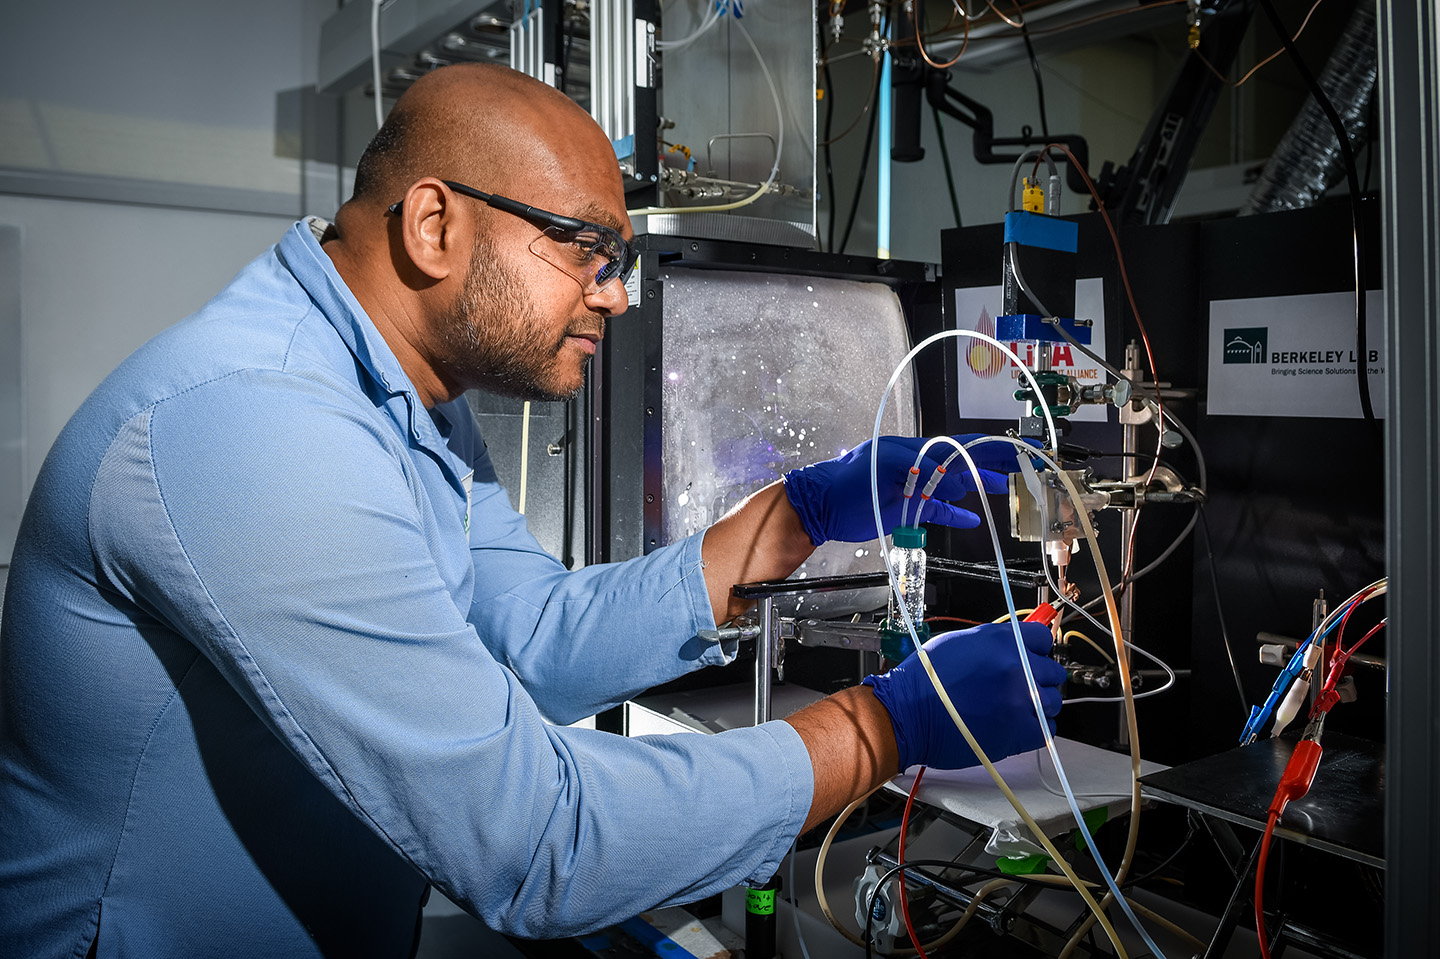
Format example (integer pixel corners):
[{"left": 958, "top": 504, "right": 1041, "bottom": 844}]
[{"left": 1022, "top": 177, "right": 1044, "bottom": 214}]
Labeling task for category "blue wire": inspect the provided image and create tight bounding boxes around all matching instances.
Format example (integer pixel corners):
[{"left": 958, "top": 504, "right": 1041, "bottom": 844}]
[{"left": 1237, "top": 604, "right": 1353, "bottom": 744}]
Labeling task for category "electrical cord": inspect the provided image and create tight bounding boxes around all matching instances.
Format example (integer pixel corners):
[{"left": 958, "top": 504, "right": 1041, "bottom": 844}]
[
  {"left": 1255, "top": 717, "right": 1326, "bottom": 959},
  {"left": 1195, "top": 506, "right": 1248, "bottom": 719},
  {"left": 1018, "top": 16, "right": 1050, "bottom": 139},
  {"left": 1121, "top": 817, "right": 1198, "bottom": 890},
  {"left": 1255, "top": 0, "right": 1375, "bottom": 434},
  {"left": 1238, "top": 580, "right": 1385, "bottom": 744},
  {"left": 1194, "top": 0, "right": 1326, "bottom": 88},
  {"left": 897, "top": 767, "right": 928, "bottom": 957}
]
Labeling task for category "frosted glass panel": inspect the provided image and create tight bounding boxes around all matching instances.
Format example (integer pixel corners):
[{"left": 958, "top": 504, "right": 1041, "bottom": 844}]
[{"left": 659, "top": 267, "right": 917, "bottom": 616}]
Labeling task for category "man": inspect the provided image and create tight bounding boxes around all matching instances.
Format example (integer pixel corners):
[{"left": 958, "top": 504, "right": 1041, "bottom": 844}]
[{"left": 0, "top": 64, "right": 1064, "bottom": 957}]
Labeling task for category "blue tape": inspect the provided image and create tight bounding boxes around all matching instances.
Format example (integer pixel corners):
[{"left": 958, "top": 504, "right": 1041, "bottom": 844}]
[{"left": 1004, "top": 211, "right": 1078, "bottom": 252}]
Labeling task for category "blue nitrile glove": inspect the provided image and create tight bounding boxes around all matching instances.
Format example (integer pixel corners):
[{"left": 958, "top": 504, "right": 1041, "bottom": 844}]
[
  {"left": 781, "top": 434, "right": 1021, "bottom": 546},
  {"left": 862, "top": 622, "right": 1066, "bottom": 772}
]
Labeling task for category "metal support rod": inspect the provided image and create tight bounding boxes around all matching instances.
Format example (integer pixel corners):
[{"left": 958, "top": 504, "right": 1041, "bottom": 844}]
[
  {"left": 1116, "top": 341, "right": 1142, "bottom": 747},
  {"left": 755, "top": 595, "right": 775, "bottom": 726},
  {"left": 1201, "top": 832, "right": 1266, "bottom": 959}
]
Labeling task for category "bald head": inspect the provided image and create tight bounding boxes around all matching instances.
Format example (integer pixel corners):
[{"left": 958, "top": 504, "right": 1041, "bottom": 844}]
[
  {"left": 347, "top": 63, "right": 619, "bottom": 212},
  {"left": 321, "top": 63, "right": 631, "bottom": 410}
]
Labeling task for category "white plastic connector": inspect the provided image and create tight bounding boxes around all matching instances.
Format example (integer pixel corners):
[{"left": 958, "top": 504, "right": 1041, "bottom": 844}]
[
  {"left": 1259, "top": 644, "right": 1289, "bottom": 667},
  {"left": 1271, "top": 643, "right": 1325, "bottom": 738},
  {"left": 1271, "top": 678, "right": 1311, "bottom": 738}
]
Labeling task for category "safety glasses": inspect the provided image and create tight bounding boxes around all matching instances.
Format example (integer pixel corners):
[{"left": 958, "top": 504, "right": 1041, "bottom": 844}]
[{"left": 388, "top": 180, "right": 636, "bottom": 292}]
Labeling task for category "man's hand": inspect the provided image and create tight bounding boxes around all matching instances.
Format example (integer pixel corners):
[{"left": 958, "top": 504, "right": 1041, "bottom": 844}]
[
  {"left": 862, "top": 622, "right": 1066, "bottom": 772},
  {"left": 781, "top": 435, "right": 1020, "bottom": 546}
]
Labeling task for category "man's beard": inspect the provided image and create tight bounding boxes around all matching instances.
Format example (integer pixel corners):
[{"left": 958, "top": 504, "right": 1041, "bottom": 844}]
[{"left": 434, "top": 235, "right": 602, "bottom": 402}]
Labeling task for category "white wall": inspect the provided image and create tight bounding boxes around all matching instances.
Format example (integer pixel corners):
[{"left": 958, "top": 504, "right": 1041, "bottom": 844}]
[
  {"left": 0, "top": 195, "right": 296, "bottom": 498},
  {"left": 0, "top": 0, "right": 343, "bottom": 563}
]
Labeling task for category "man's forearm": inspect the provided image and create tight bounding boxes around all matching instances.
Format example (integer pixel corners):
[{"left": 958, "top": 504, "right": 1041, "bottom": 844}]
[
  {"left": 699, "top": 481, "right": 815, "bottom": 624},
  {"left": 784, "top": 686, "right": 900, "bottom": 833}
]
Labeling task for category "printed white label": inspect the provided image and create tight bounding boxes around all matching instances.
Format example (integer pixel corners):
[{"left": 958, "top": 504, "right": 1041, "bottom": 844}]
[
  {"left": 954, "top": 277, "right": 1108, "bottom": 423},
  {"left": 1207, "top": 290, "right": 1386, "bottom": 418}
]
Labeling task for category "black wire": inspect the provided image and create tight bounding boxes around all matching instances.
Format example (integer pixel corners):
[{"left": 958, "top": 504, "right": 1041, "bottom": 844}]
[
  {"left": 1122, "top": 818, "right": 1198, "bottom": 889},
  {"left": 840, "top": 25, "right": 886, "bottom": 255},
  {"left": 932, "top": 105, "right": 963, "bottom": 228},
  {"left": 821, "top": 18, "right": 838, "bottom": 253},
  {"left": 1020, "top": 24, "right": 1050, "bottom": 139},
  {"left": 1255, "top": 0, "right": 1376, "bottom": 437},
  {"left": 1196, "top": 505, "right": 1249, "bottom": 720}
]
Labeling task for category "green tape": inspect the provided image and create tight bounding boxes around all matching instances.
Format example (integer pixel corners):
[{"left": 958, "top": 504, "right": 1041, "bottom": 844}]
[
  {"left": 1073, "top": 805, "right": 1110, "bottom": 851},
  {"left": 995, "top": 853, "right": 1050, "bottom": 875},
  {"left": 746, "top": 888, "right": 776, "bottom": 915}
]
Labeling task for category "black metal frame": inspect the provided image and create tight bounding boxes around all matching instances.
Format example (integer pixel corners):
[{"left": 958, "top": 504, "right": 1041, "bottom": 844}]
[{"left": 1379, "top": 3, "right": 1440, "bottom": 957}]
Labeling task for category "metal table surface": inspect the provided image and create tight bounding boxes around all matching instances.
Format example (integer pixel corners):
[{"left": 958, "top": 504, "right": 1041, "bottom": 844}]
[{"left": 1138, "top": 731, "right": 1385, "bottom": 869}]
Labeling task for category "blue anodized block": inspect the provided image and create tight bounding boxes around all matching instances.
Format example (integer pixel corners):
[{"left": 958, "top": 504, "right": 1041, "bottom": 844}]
[{"left": 995, "top": 313, "right": 1093, "bottom": 345}]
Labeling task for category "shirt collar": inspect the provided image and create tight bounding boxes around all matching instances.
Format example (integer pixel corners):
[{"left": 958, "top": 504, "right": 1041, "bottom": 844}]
[{"left": 277, "top": 217, "right": 434, "bottom": 447}]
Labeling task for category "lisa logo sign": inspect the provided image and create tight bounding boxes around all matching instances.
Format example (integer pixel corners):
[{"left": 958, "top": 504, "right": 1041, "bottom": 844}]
[
  {"left": 964, "top": 309, "right": 1007, "bottom": 379},
  {"left": 1223, "top": 327, "right": 1268, "bottom": 364}
]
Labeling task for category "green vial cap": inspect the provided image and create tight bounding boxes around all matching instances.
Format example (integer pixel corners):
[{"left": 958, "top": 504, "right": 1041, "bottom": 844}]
[{"left": 891, "top": 525, "right": 926, "bottom": 548}]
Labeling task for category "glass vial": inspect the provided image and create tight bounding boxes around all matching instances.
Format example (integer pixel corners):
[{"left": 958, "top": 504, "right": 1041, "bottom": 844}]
[{"left": 887, "top": 524, "right": 928, "bottom": 628}]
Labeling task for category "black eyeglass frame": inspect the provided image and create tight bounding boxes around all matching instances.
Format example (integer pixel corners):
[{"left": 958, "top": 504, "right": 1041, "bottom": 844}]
[{"left": 387, "top": 180, "right": 637, "bottom": 290}]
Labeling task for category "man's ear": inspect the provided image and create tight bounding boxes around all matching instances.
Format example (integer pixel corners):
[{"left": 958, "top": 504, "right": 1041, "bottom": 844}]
[{"left": 394, "top": 178, "right": 462, "bottom": 281}]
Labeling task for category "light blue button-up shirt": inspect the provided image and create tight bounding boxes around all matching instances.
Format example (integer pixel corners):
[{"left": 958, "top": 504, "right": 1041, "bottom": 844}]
[{"left": 0, "top": 219, "right": 812, "bottom": 958}]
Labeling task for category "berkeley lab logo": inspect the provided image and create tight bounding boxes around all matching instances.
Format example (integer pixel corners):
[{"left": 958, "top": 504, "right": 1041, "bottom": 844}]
[{"left": 1223, "top": 327, "right": 1268, "bottom": 364}]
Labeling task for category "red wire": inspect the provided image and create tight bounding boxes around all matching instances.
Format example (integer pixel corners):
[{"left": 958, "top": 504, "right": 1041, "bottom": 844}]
[
  {"left": 1322, "top": 618, "right": 1387, "bottom": 695},
  {"left": 898, "top": 766, "right": 929, "bottom": 958},
  {"left": 1255, "top": 738, "right": 1324, "bottom": 957},
  {"left": 1255, "top": 810, "right": 1279, "bottom": 959},
  {"left": 1329, "top": 598, "right": 1362, "bottom": 665}
]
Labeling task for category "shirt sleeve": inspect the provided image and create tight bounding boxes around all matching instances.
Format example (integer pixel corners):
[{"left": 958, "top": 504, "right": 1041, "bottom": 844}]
[
  {"left": 442, "top": 404, "right": 733, "bottom": 724},
  {"left": 87, "top": 370, "right": 813, "bottom": 938}
]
